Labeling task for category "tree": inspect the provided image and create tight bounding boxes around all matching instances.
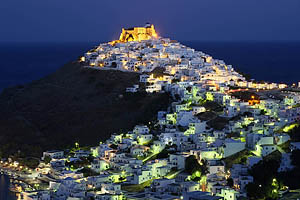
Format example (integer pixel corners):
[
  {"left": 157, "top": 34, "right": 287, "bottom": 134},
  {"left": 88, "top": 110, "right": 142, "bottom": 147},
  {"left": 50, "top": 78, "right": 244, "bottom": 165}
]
[
  {"left": 247, "top": 159, "right": 281, "bottom": 199},
  {"left": 278, "top": 149, "right": 300, "bottom": 189},
  {"left": 240, "top": 157, "right": 247, "bottom": 164},
  {"left": 249, "top": 159, "right": 279, "bottom": 185},
  {"left": 227, "top": 178, "right": 234, "bottom": 187},
  {"left": 291, "top": 149, "right": 300, "bottom": 168},
  {"left": 156, "top": 149, "right": 169, "bottom": 159},
  {"left": 44, "top": 155, "right": 51, "bottom": 164},
  {"left": 260, "top": 110, "right": 267, "bottom": 115},
  {"left": 185, "top": 155, "right": 208, "bottom": 180},
  {"left": 119, "top": 176, "right": 125, "bottom": 182},
  {"left": 246, "top": 183, "right": 265, "bottom": 200},
  {"left": 174, "top": 94, "right": 181, "bottom": 101},
  {"left": 186, "top": 86, "right": 192, "bottom": 93},
  {"left": 287, "top": 125, "right": 300, "bottom": 141},
  {"left": 110, "top": 144, "right": 118, "bottom": 149},
  {"left": 200, "top": 159, "right": 209, "bottom": 175},
  {"left": 171, "top": 79, "right": 180, "bottom": 84},
  {"left": 79, "top": 167, "right": 98, "bottom": 177},
  {"left": 22, "top": 158, "right": 40, "bottom": 169},
  {"left": 177, "top": 125, "right": 187, "bottom": 132},
  {"left": 185, "top": 155, "right": 201, "bottom": 174}
]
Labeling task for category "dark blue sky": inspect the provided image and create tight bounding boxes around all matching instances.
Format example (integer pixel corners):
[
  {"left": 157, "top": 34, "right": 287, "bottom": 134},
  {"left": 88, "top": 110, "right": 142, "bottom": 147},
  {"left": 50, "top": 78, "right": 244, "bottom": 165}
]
[{"left": 1, "top": 0, "right": 300, "bottom": 42}]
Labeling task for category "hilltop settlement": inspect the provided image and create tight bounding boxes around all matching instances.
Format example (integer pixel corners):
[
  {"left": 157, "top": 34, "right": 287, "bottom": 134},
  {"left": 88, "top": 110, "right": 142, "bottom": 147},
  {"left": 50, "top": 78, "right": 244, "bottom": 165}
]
[{"left": 3, "top": 24, "right": 300, "bottom": 200}]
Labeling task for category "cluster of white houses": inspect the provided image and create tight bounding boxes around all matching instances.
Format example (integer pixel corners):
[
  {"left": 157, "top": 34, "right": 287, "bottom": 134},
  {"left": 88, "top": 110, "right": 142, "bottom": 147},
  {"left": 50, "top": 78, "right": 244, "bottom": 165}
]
[
  {"left": 18, "top": 26, "right": 300, "bottom": 200},
  {"left": 82, "top": 29, "right": 288, "bottom": 92}
]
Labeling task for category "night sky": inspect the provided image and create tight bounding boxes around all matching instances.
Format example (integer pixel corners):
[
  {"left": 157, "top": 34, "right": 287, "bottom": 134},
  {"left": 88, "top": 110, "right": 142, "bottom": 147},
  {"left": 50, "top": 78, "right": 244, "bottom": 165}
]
[{"left": 1, "top": 0, "right": 300, "bottom": 42}]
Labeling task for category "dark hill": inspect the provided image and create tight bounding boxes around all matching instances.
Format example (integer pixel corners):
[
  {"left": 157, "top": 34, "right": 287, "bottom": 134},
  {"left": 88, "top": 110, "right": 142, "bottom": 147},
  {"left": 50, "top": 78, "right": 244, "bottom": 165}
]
[{"left": 0, "top": 62, "right": 170, "bottom": 158}]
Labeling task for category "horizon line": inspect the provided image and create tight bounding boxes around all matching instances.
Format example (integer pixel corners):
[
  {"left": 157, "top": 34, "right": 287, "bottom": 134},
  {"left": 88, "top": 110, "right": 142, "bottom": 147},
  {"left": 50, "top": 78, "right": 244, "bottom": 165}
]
[{"left": 1, "top": 39, "right": 300, "bottom": 44}]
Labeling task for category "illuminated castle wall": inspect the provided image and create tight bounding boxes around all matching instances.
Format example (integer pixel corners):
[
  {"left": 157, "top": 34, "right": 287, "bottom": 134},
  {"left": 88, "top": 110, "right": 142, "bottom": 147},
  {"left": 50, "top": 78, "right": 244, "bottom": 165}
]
[{"left": 112, "top": 24, "right": 158, "bottom": 44}]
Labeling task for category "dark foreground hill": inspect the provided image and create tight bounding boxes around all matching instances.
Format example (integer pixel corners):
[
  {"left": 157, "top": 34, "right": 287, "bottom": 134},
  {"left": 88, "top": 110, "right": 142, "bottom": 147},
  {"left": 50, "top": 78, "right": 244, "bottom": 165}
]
[{"left": 0, "top": 62, "right": 170, "bottom": 158}]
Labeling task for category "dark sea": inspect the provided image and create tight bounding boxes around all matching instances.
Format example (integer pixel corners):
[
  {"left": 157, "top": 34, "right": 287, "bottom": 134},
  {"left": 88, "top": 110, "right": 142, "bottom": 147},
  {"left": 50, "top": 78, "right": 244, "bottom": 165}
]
[
  {"left": 0, "top": 41, "right": 300, "bottom": 197},
  {"left": 0, "top": 174, "right": 17, "bottom": 200},
  {"left": 183, "top": 41, "right": 300, "bottom": 84},
  {"left": 0, "top": 42, "right": 98, "bottom": 93},
  {"left": 1, "top": 41, "right": 300, "bottom": 93}
]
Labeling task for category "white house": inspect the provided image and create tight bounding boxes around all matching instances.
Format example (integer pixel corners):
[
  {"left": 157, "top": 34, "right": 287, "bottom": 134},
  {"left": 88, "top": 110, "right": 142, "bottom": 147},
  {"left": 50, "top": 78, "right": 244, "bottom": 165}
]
[
  {"left": 217, "top": 188, "right": 240, "bottom": 200},
  {"left": 256, "top": 144, "right": 277, "bottom": 157},
  {"left": 151, "top": 178, "right": 175, "bottom": 192},
  {"left": 101, "top": 183, "right": 122, "bottom": 195},
  {"left": 126, "top": 85, "right": 139, "bottom": 93},
  {"left": 91, "top": 158, "right": 110, "bottom": 173},
  {"left": 133, "top": 125, "right": 150, "bottom": 135},
  {"left": 130, "top": 145, "right": 150, "bottom": 157},
  {"left": 169, "top": 153, "right": 188, "bottom": 169},
  {"left": 42, "top": 150, "right": 64, "bottom": 160},
  {"left": 183, "top": 191, "right": 223, "bottom": 200},
  {"left": 137, "top": 134, "right": 153, "bottom": 145},
  {"left": 146, "top": 83, "right": 162, "bottom": 93},
  {"left": 207, "top": 160, "right": 225, "bottom": 176},
  {"left": 192, "top": 106, "right": 206, "bottom": 115},
  {"left": 22, "top": 191, "right": 50, "bottom": 200},
  {"left": 222, "top": 139, "right": 246, "bottom": 158},
  {"left": 133, "top": 169, "right": 152, "bottom": 184}
]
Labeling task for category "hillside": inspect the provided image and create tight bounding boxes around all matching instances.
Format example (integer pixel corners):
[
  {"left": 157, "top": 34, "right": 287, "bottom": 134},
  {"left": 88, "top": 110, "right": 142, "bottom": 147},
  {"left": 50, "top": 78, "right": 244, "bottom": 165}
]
[{"left": 0, "top": 62, "right": 170, "bottom": 158}]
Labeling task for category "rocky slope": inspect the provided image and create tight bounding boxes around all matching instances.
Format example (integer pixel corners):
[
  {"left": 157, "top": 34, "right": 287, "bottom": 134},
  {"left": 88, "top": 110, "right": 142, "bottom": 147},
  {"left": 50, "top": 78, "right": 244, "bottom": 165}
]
[{"left": 0, "top": 62, "right": 170, "bottom": 157}]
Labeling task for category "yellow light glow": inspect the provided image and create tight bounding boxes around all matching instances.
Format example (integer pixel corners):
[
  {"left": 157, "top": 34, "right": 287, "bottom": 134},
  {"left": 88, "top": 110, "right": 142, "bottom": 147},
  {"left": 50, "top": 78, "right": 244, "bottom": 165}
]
[
  {"left": 80, "top": 57, "right": 85, "bottom": 62},
  {"left": 112, "top": 24, "right": 159, "bottom": 44},
  {"left": 170, "top": 68, "right": 177, "bottom": 75}
]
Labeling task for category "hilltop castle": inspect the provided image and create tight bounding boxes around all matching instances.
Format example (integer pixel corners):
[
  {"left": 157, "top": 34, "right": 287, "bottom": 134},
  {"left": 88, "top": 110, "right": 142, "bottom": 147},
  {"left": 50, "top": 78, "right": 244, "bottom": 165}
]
[{"left": 111, "top": 23, "right": 158, "bottom": 45}]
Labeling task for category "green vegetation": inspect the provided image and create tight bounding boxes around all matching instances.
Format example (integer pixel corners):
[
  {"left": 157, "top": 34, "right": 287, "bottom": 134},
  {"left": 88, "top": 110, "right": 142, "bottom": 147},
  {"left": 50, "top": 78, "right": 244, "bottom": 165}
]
[
  {"left": 109, "top": 144, "right": 118, "bottom": 150},
  {"left": 227, "top": 178, "right": 234, "bottom": 187},
  {"left": 43, "top": 155, "right": 51, "bottom": 164},
  {"left": 207, "top": 116, "right": 229, "bottom": 130},
  {"left": 144, "top": 147, "right": 176, "bottom": 161},
  {"left": 278, "top": 141, "right": 290, "bottom": 153},
  {"left": 121, "top": 179, "right": 153, "bottom": 192},
  {"left": 222, "top": 149, "right": 252, "bottom": 169},
  {"left": 202, "top": 101, "right": 223, "bottom": 112},
  {"left": 142, "top": 153, "right": 158, "bottom": 163},
  {"left": 65, "top": 156, "right": 93, "bottom": 170},
  {"left": 246, "top": 151, "right": 282, "bottom": 200},
  {"left": 171, "top": 79, "right": 180, "bottom": 84},
  {"left": 292, "top": 103, "right": 300, "bottom": 108},
  {"left": 155, "top": 149, "right": 170, "bottom": 159},
  {"left": 283, "top": 123, "right": 300, "bottom": 141},
  {"left": 196, "top": 111, "right": 217, "bottom": 121},
  {"left": 178, "top": 125, "right": 188, "bottom": 132},
  {"left": 283, "top": 123, "right": 299, "bottom": 133},
  {"left": 165, "top": 168, "right": 181, "bottom": 179},
  {"left": 185, "top": 155, "right": 208, "bottom": 181},
  {"left": 194, "top": 101, "right": 227, "bottom": 130},
  {"left": 278, "top": 150, "right": 300, "bottom": 189},
  {"left": 79, "top": 167, "right": 99, "bottom": 177},
  {"left": 18, "top": 157, "right": 40, "bottom": 169},
  {"left": 246, "top": 145, "right": 300, "bottom": 199}
]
